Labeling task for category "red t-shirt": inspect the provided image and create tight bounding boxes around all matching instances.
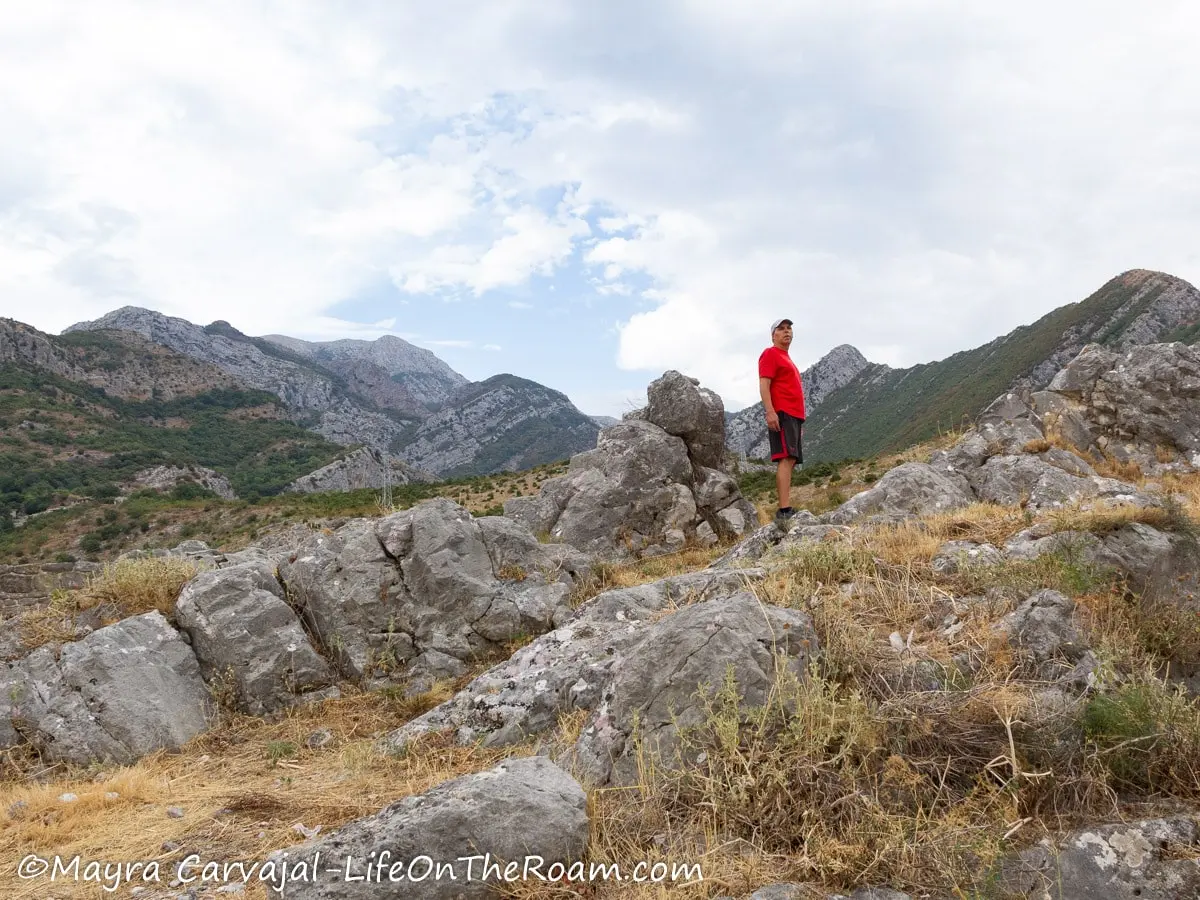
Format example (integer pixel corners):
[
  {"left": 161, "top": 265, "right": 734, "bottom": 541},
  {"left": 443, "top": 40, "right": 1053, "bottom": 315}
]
[{"left": 758, "top": 346, "right": 806, "bottom": 419}]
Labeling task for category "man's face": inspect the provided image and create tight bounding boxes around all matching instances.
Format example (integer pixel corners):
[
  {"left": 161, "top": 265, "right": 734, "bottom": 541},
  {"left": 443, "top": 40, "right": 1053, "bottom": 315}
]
[{"left": 772, "top": 322, "right": 793, "bottom": 349}]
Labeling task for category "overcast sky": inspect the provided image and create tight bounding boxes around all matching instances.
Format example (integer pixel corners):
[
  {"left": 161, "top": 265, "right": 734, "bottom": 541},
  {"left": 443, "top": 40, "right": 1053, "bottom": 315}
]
[{"left": 3, "top": 2, "right": 1199, "bottom": 416}]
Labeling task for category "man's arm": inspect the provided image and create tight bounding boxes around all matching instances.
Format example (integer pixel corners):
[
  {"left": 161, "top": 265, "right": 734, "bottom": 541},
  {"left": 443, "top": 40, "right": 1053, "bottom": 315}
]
[{"left": 759, "top": 376, "right": 779, "bottom": 431}]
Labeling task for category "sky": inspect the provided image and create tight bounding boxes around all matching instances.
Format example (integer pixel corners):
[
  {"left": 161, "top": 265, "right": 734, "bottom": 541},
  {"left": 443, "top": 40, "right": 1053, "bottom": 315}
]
[{"left": 2, "top": 2, "right": 1200, "bottom": 417}]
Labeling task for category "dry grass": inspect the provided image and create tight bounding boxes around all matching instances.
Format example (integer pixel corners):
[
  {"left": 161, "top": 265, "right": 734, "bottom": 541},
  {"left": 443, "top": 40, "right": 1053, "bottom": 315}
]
[
  {"left": 1044, "top": 500, "right": 1194, "bottom": 538},
  {"left": 1092, "top": 451, "right": 1146, "bottom": 483},
  {"left": 82, "top": 555, "right": 199, "bottom": 616},
  {"left": 19, "top": 556, "right": 198, "bottom": 650},
  {"left": 0, "top": 688, "right": 507, "bottom": 900}
]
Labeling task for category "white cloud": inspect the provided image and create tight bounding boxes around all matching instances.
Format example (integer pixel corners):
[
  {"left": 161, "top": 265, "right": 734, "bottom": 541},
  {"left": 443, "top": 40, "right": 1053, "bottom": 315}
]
[{"left": 4, "top": 1, "right": 1200, "bottom": 416}]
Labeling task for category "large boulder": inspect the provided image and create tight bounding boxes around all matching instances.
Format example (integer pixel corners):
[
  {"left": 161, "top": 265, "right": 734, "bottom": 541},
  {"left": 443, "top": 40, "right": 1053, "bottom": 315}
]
[
  {"left": 645, "top": 369, "right": 728, "bottom": 469},
  {"left": 573, "top": 592, "right": 819, "bottom": 785},
  {"left": 821, "top": 462, "right": 974, "bottom": 525},
  {"left": 381, "top": 569, "right": 764, "bottom": 753},
  {"left": 506, "top": 418, "right": 757, "bottom": 558},
  {"left": 175, "top": 559, "right": 336, "bottom": 715},
  {"left": 1, "top": 612, "right": 211, "bottom": 764},
  {"left": 280, "top": 756, "right": 590, "bottom": 899},
  {"left": 279, "top": 499, "right": 586, "bottom": 689},
  {"left": 505, "top": 372, "right": 758, "bottom": 558}
]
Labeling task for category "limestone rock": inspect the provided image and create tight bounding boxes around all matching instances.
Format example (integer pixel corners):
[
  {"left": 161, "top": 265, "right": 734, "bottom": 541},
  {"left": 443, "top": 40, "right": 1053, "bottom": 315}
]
[
  {"left": 175, "top": 559, "right": 335, "bottom": 715},
  {"left": 646, "top": 370, "right": 727, "bottom": 469},
  {"left": 127, "top": 465, "right": 236, "bottom": 500},
  {"left": 2, "top": 612, "right": 211, "bottom": 764},
  {"left": 284, "top": 447, "right": 417, "bottom": 493},
  {"left": 932, "top": 541, "right": 1003, "bottom": 575},
  {"left": 998, "top": 816, "right": 1200, "bottom": 900},
  {"left": 574, "top": 592, "right": 818, "bottom": 785},
  {"left": 380, "top": 569, "right": 764, "bottom": 754},
  {"left": 279, "top": 499, "right": 580, "bottom": 688},
  {"left": 821, "top": 462, "right": 973, "bottom": 525},
  {"left": 279, "top": 756, "right": 589, "bottom": 899}
]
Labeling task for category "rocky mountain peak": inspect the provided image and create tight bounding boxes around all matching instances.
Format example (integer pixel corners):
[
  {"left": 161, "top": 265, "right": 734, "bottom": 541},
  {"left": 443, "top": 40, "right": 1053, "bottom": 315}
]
[{"left": 802, "top": 343, "right": 875, "bottom": 408}]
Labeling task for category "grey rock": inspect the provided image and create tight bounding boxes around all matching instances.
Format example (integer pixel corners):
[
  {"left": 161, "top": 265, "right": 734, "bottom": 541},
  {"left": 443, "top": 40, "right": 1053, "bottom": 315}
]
[
  {"left": 475, "top": 515, "right": 591, "bottom": 584},
  {"left": 821, "top": 462, "right": 974, "bottom": 525},
  {"left": 285, "top": 447, "right": 417, "bottom": 493},
  {"left": 380, "top": 569, "right": 765, "bottom": 753},
  {"left": 127, "top": 465, "right": 236, "bottom": 500},
  {"left": 997, "top": 816, "right": 1200, "bottom": 900},
  {"left": 646, "top": 370, "right": 727, "bottom": 469},
  {"left": 748, "top": 885, "right": 808, "bottom": 900},
  {"left": 1004, "top": 528, "right": 1101, "bottom": 562},
  {"left": 932, "top": 541, "right": 1003, "bottom": 575},
  {"left": 175, "top": 560, "right": 335, "bottom": 715},
  {"left": 280, "top": 499, "right": 576, "bottom": 688},
  {"left": 2, "top": 612, "right": 211, "bottom": 764},
  {"left": 992, "top": 590, "right": 1094, "bottom": 682},
  {"left": 574, "top": 592, "right": 818, "bottom": 785},
  {"left": 279, "top": 756, "right": 589, "bottom": 899},
  {"left": 279, "top": 518, "right": 412, "bottom": 680}
]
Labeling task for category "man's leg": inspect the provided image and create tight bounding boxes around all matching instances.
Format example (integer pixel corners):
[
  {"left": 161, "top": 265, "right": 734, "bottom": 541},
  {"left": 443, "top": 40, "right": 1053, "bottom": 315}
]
[{"left": 776, "top": 456, "right": 795, "bottom": 510}]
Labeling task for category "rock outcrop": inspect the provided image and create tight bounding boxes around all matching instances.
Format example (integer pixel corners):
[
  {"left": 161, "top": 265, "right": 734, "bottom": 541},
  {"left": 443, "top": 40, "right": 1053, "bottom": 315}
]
[
  {"left": 127, "top": 464, "right": 237, "bottom": 500},
  {"left": 279, "top": 498, "right": 590, "bottom": 690},
  {"left": 1034, "top": 341, "right": 1200, "bottom": 474},
  {"left": 284, "top": 447, "right": 422, "bottom": 493},
  {"left": 998, "top": 816, "right": 1200, "bottom": 900},
  {"left": 505, "top": 371, "right": 758, "bottom": 558},
  {"left": 175, "top": 559, "right": 337, "bottom": 716},
  {"left": 573, "top": 591, "right": 819, "bottom": 785},
  {"left": 825, "top": 344, "right": 1200, "bottom": 528},
  {"left": 381, "top": 569, "right": 765, "bottom": 753}
]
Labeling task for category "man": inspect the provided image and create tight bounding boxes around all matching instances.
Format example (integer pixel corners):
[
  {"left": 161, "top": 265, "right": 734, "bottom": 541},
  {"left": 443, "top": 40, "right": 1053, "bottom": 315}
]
[{"left": 758, "top": 318, "right": 806, "bottom": 523}]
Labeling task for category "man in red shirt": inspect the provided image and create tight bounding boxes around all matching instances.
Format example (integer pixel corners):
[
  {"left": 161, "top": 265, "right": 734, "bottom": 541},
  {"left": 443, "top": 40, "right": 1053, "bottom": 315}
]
[{"left": 758, "top": 318, "right": 806, "bottom": 523}]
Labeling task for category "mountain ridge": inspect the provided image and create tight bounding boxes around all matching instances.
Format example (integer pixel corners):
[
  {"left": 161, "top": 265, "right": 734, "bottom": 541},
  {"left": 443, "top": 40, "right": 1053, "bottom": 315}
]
[{"left": 63, "top": 306, "right": 601, "bottom": 478}]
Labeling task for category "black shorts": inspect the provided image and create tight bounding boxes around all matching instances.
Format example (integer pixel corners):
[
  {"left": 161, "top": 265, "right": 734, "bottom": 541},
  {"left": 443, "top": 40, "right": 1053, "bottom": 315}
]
[{"left": 769, "top": 411, "right": 804, "bottom": 463}]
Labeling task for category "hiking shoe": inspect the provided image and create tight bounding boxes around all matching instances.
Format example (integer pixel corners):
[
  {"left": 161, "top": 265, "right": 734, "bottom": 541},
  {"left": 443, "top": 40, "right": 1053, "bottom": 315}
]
[{"left": 774, "top": 507, "right": 796, "bottom": 524}]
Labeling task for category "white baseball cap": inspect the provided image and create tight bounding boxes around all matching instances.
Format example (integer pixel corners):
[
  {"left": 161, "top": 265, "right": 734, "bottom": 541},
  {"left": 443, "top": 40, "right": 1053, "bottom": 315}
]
[{"left": 771, "top": 318, "right": 793, "bottom": 335}]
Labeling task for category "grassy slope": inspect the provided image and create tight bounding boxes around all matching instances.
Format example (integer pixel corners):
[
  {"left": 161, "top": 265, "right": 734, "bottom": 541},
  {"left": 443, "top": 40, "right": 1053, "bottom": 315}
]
[{"left": 803, "top": 273, "right": 1173, "bottom": 463}]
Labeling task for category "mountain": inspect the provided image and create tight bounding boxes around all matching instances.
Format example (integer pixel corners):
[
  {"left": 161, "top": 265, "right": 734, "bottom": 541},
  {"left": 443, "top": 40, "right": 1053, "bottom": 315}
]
[
  {"left": 64, "top": 307, "right": 600, "bottom": 479},
  {"left": 732, "top": 269, "right": 1200, "bottom": 464},
  {"left": 260, "top": 334, "right": 467, "bottom": 410},
  {"left": 394, "top": 374, "right": 601, "bottom": 477},
  {"left": 65, "top": 308, "right": 421, "bottom": 454},
  {"left": 590, "top": 415, "right": 620, "bottom": 428},
  {"left": 726, "top": 344, "right": 872, "bottom": 459},
  {"left": 0, "top": 319, "right": 347, "bottom": 521}
]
